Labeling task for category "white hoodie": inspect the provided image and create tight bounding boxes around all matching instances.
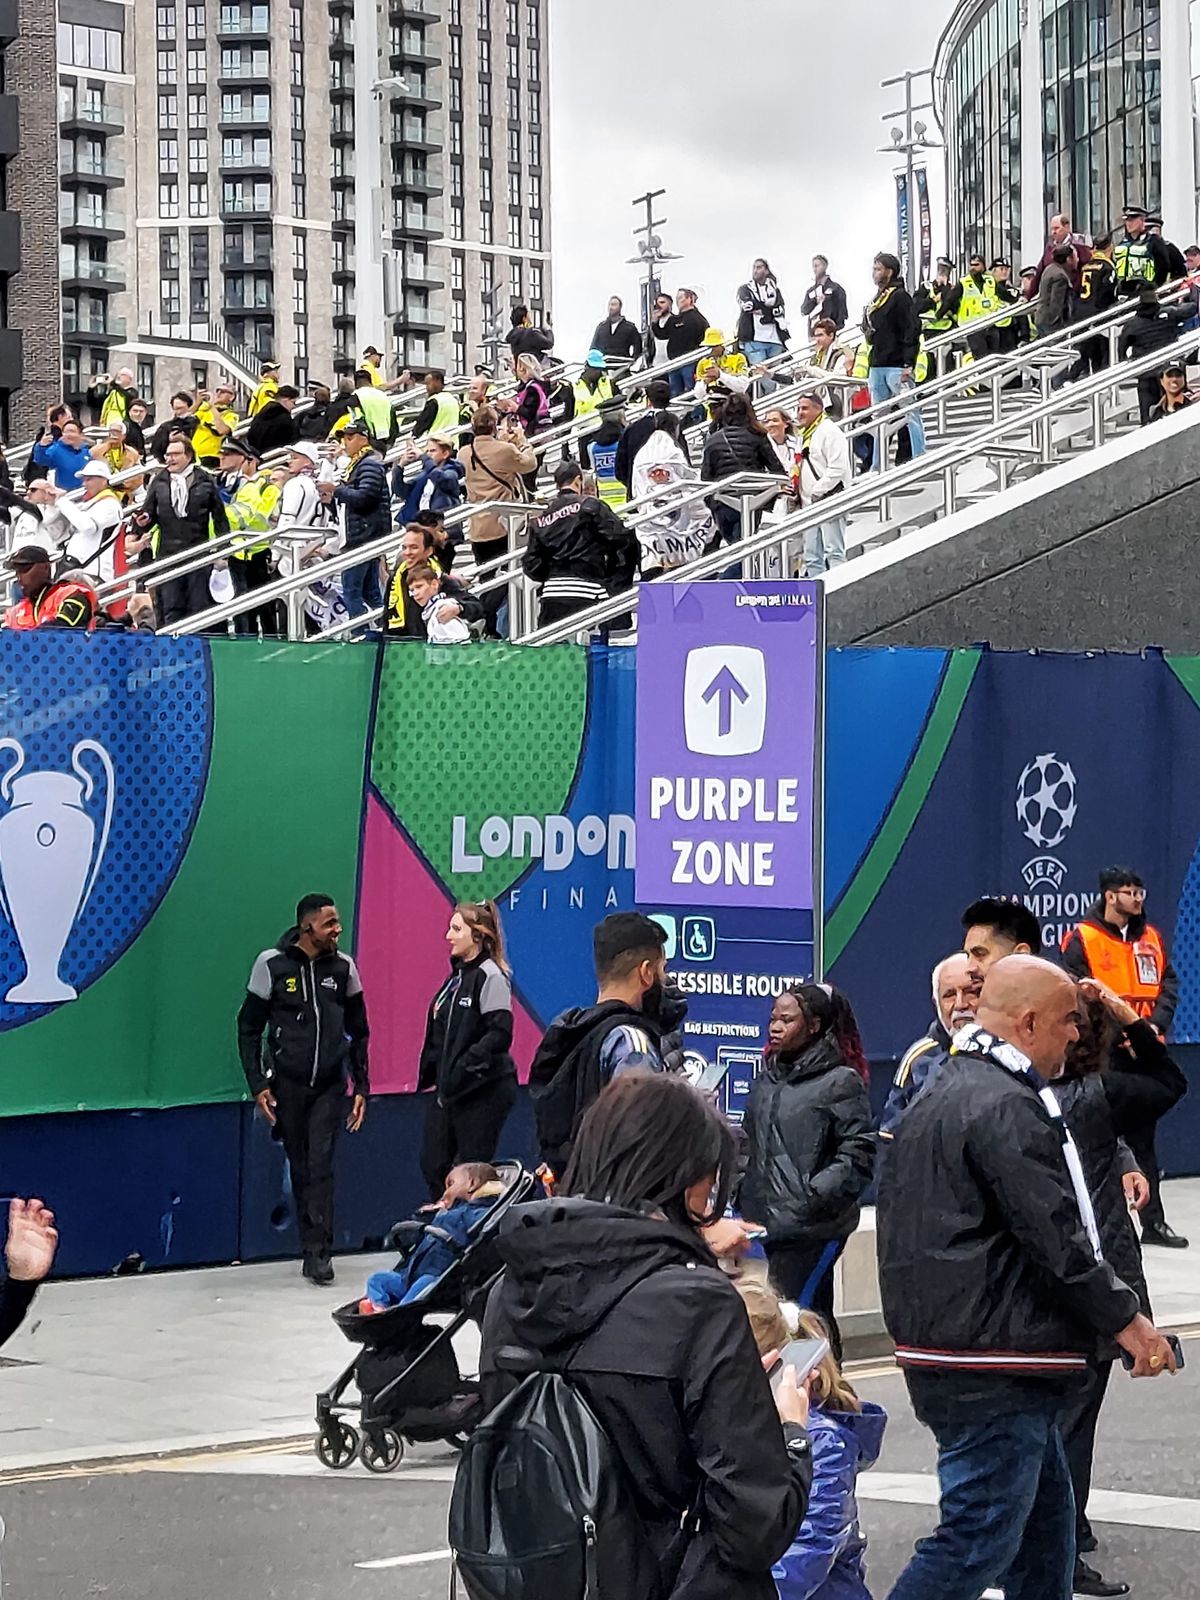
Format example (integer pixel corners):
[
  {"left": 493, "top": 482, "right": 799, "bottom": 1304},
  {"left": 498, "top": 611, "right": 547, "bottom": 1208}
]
[{"left": 631, "top": 429, "right": 712, "bottom": 569}]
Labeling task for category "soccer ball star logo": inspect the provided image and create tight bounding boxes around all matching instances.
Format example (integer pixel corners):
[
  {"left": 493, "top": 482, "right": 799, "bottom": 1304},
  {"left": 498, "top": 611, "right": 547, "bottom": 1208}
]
[{"left": 1016, "top": 753, "right": 1078, "bottom": 850}]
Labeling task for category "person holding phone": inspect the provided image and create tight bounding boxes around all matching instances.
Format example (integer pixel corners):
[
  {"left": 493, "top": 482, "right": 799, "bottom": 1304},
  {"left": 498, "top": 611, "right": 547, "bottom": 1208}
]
[
  {"left": 740, "top": 985, "right": 875, "bottom": 1359},
  {"left": 738, "top": 1280, "right": 886, "bottom": 1600}
]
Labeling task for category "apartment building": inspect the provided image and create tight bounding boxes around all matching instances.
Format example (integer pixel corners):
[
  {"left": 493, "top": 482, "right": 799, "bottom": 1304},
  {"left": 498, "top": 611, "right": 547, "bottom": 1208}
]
[{"left": 55, "top": 0, "right": 552, "bottom": 413}]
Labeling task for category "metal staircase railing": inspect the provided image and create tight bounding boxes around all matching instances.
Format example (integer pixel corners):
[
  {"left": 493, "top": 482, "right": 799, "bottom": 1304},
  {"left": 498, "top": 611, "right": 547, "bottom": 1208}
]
[{"left": 513, "top": 322, "right": 1200, "bottom": 646}]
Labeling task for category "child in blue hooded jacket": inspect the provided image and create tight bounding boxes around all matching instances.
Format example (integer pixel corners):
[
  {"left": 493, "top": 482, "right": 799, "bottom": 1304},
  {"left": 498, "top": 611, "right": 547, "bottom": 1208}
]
[{"left": 738, "top": 1279, "right": 887, "bottom": 1600}]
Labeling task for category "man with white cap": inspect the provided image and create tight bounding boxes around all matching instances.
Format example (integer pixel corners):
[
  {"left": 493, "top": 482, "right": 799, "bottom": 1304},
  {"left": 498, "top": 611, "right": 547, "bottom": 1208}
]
[
  {"left": 275, "top": 441, "right": 343, "bottom": 631},
  {"left": 56, "top": 461, "right": 125, "bottom": 585}
]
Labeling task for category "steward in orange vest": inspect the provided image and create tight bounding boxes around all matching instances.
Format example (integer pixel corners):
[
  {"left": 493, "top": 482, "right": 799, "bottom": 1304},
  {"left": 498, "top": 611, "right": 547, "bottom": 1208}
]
[
  {"left": 1060, "top": 866, "right": 1176, "bottom": 1032},
  {"left": 3, "top": 546, "right": 96, "bottom": 631}
]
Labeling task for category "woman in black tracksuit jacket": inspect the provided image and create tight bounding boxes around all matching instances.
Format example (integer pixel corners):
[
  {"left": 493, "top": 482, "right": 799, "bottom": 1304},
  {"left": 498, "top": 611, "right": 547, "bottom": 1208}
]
[
  {"left": 741, "top": 984, "right": 876, "bottom": 1359},
  {"left": 1051, "top": 978, "right": 1187, "bottom": 1582},
  {"left": 417, "top": 900, "right": 518, "bottom": 1197}
]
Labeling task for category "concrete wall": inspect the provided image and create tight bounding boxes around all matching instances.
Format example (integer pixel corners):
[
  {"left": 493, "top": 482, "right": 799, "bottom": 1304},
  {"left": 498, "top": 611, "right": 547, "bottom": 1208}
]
[{"left": 827, "top": 402, "right": 1200, "bottom": 651}]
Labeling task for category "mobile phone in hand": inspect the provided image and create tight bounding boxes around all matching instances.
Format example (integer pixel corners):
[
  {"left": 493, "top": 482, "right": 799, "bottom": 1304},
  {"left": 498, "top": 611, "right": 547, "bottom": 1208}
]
[
  {"left": 768, "top": 1338, "right": 829, "bottom": 1392},
  {"left": 1119, "top": 1332, "right": 1185, "bottom": 1371}
]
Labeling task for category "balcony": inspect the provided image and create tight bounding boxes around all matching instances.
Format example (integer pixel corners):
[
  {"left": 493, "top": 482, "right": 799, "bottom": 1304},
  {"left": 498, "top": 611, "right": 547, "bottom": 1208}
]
[
  {"left": 60, "top": 201, "right": 124, "bottom": 238},
  {"left": 219, "top": 104, "right": 273, "bottom": 129},
  {"left": 331, "top": 256, "right": 354, "bottom": 279},
  {"left": 0, "top": 327, "right": 22, "bottom": 395},
  {"left": 220, "top": 149, "right": 273, "bottom": 175},
  {"left": 218, "top": 57, "right": 272, "bottom": 85},
  {"left": 60, "top": 259, "right": 126, "bottom": 292},
  {"left": 392, "top": 160, "right": 440, "bottom": 196},
  {"left": 0, "top": 210, "right": 18, "bottom": 276},
  {"left": 221, "top": 296, "right": 274, "bottom": 318},
  {"left": 394, "top": 207, "right": 442, "bottom": 240},
  {"left": 328, "top": 0, "right": 352, "bottom": 11},
  {"left": 401, "top": 257, "right": 443, "bottom": 292},
  {"left": 330, "top": 117, "right": 354, "bottom": 142},
  {"left": 60, "top": 95, "right": 124, "bottom": 134},
  {"left": 329, "top": 27, "right": 354, "bottom": 56},
  {"left": 394, "top": 301, "right": 444, "bottom": 335},
  {"left": 391, "top": 30, "right": 440, "bottom": 69},
  {"left": 59, "top": 148, "right": 125, "bottom": 186},
  {"left": 392, "top": 113, "right": 444, "bottom": 155},
  {"left": 0, "top": 95, "right": 16, "bottom": 160},
  {"left": 221, "top": 248, "right": 273, "bottom": 269},
  {"left": 219, "top": 189, "right": 273, "bottom": 218},
  {"left": 389, "top": 1, "right": 438, "bottom": 21},
  {"left": 63, "top": 310, "right": 128, "bottom": 342},
  {"left": 217, "top": 9, "right": 272, "bottom": 39},
  {"left": 329, "top": 70, "right": 354, "bottom": 97}
]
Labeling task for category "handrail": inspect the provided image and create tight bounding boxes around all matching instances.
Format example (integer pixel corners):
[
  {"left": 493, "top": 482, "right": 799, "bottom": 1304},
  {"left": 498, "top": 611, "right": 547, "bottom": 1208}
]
[{"left": 515, "top": 322, "right": 1200, "bottom": 646}]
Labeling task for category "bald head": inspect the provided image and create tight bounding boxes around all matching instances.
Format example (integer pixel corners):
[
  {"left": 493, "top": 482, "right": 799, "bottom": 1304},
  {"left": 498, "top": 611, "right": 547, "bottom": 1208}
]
[
  {"left": 932, "top": 951, "right": 980, "bottom": 1034},
  {"left": 976, "top": 955, "right": 1081, "bottom": 1077}
]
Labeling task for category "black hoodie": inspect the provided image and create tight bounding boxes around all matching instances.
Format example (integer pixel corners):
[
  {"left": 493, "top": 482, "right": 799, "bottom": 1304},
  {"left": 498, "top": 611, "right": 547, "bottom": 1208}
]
[
  {"left": 237, "top": 927, "right": 370, "bottom": 1097},
  {"left": 529, "top": 1000, "right": 662, "bottom": 1171},
  {"left": 481, "top": 1199, "right": 811, "bottom": 1600}
]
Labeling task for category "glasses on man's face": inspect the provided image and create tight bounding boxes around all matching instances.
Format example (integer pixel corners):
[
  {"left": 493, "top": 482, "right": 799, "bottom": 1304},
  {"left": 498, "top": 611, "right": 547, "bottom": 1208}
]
[{"left": 1120, "top": 887, "right": 1146, "bottom": 899}]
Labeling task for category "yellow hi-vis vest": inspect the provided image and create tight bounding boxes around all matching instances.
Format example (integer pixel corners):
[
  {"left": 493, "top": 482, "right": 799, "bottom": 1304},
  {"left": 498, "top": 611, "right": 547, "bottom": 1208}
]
[
  {"left": 421, "top": 391, "right": 461, "bottom": 438},
  {"left": 248, "top": 377, "right": 279, "bottom": 417},
  {"left": 572, "top": 374, "right": 615, "bottom": 419},
  {"left": 227, "top": 471, "right": 281, "bottom": 558},
  {"left": 1114, "top": 236, "right": 1157, "bottom": 287},
  {"left": 355, "top": 385, "right": 395, "bottom": 445},
  {"left": 100, "top": 387, "right": 129, "bottom": 427},
  {"left": 956, "top": 273, "right": 999, "bottom": 325}
]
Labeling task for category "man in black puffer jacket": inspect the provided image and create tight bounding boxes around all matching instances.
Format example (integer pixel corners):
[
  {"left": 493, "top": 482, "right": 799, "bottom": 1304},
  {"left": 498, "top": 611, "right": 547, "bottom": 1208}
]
[
  {"left": 238, "top": 893, "right": 370, "bottom": 1285},
  {"left": 522, "top": 460, "right": 639, "bottom": 628},
  {"left": 878, "top": 955, "right": 1176, "bottom": 1600}
]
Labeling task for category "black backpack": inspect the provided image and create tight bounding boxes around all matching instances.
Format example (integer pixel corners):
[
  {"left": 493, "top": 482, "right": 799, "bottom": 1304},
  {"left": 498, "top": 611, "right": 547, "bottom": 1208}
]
[{"left": 449, "top": 1277, "right": 696, "bottom": 1600}]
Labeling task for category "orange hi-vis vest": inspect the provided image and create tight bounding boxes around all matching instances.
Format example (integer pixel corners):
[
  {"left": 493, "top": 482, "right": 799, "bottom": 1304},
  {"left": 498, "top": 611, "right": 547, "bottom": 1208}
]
[
  {"left": 1067, "top": 920, "right": 1167, "bottom": 1018},
  {"left": 4, "top": 580, "right": 95, "bottom": 631}
]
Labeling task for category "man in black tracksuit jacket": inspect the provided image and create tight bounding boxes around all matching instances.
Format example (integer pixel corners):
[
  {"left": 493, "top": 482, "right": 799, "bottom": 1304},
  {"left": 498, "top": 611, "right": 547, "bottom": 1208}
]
[
  {"left": 522, "top": 461, "right": 639, "bottom": 628},
  {"left": 237, "top": 893, "right": 370, "bottom": 1284},
  {"left": 878, "top": 956, "right": 1174, "bottom": 1600}
]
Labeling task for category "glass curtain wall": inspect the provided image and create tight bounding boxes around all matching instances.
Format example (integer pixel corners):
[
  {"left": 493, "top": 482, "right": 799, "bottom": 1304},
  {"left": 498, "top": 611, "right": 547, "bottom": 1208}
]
[
  {"left": 1042, "top": 0, "right": 1162, "bottom": 237},
  {"left": 944, "top": 0, "right": 1022, "bottom": 264}
]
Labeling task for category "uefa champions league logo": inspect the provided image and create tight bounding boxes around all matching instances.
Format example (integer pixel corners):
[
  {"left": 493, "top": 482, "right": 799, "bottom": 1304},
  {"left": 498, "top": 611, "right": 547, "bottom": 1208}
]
[{"left": 1015, "top": 753, "right": 1078, "bottom": 888}]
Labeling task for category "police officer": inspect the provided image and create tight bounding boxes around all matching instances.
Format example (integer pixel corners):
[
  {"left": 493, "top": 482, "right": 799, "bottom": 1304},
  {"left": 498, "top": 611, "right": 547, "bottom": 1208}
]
[
  {"left": 1113, "top": 206, "right": 1173, "bottom": 297},
  {"left": 1145, "top": 213, "right": 1187, "bottom": 281},
  {"left": 991, "top": 259, "right": 1025, "bottom": 357},
  {"left": 237, "top": 894, "right": 370, "bottom": 1284},
  {"left": 948, "top": 252, "right": 1001, "bottom": 364},
  {"left": 1061, "top": 866, "right": 1186, "bottom": 1251}
]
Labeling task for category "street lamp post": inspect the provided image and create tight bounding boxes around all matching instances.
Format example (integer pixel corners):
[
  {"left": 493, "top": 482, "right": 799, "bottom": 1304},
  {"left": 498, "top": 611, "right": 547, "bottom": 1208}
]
[
  {"left": 879, "top": 70, "right": 942, "bottom": 290},
  {"left": 627, "top": 189, "right": 682, "bottom": 332}
]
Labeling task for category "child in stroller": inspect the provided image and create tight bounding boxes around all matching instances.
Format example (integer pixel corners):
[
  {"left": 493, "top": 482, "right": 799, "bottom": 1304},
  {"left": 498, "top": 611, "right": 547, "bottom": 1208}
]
[
  {"left": 358, "top": 1163, "right": 504, "bottom": 1313},
  {"left": 315, "top": 1159, "right": 535, "bottom": 1473}
]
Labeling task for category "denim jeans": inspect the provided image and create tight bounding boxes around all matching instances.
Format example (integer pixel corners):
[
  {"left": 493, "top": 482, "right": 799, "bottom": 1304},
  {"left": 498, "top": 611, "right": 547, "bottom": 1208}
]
[
  {"left": 668, "top": 363, "right": 697, "bottom": 399},
  {"left": 887, "top": 1400, "right": 1075, "bottom": 1600},
  {"left": 803, "top": 514, "right": 847, "bottom": 576},
  {"left": 342, "top": 551, "right": 383, "bottom": 620},
  {"left": 744, "top": 339, "right": 784, "bottom": 393},
  {"left": 868, "top": 365, "right": 926, "bottom": 470}
]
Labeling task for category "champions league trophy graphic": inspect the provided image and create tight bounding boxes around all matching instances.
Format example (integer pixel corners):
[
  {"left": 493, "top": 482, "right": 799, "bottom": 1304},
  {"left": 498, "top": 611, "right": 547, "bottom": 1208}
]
[{"left": 0, "top": 738, "right": 115, "bottom": 1004}]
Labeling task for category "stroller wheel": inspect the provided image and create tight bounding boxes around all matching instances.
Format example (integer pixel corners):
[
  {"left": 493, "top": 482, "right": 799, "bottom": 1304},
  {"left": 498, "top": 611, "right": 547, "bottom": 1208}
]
[
  {"left": 361, "top": 1428, "right": 405, "bottom": 1473},
  {"left": 315, "top": 1421, "right": 361, "bottom": 1470}
]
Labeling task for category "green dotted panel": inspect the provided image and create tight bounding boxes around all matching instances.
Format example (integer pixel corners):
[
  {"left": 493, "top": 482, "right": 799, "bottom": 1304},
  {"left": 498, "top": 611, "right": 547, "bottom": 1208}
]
[{"left": 371, "top": 641, "right": 590, "bottom": 902}]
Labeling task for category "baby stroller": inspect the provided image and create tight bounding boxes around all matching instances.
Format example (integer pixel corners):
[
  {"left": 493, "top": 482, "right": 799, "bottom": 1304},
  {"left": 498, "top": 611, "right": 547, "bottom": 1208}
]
[{"left": 314, "top": 1160, "right": 536, "bottom": 1473}]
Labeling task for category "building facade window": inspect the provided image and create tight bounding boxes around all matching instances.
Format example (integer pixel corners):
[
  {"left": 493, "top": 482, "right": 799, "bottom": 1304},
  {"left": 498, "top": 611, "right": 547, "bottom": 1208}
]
[
  {"left": 160, "top": 179, "right": 180, "bottom": 217},
  {"left": 189, "top": 179, "right": 209, "bottom": 215},
  {"left": 160, "top": 231, "right": 181, "bottom": 273},
  {"left": 160, "top": 136, "right": 179, "bottom": 172},
  {"left": 58, "top": 23, "right": 123, "bottom": 72}
]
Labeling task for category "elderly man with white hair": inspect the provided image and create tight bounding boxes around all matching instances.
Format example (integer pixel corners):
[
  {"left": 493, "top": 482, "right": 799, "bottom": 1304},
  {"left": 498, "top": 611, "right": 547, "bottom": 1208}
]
[{"left": 879, "top": 950, "right": 979, "bottom": 1138}]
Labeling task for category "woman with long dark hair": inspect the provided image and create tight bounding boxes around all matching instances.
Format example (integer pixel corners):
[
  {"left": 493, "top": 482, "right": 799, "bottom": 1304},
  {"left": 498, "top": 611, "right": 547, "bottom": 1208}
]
[
  {"left": 700, "top": 392, "right": 783, "bottom": 575},
  {"left": 1052, "top": 978, "right": 1187, "bottom": 1598},
  {"left": 417, "top": 900, "right": 518, "bottom": 1198},
  {"left": 480, "top": 1071, "right": 812, "bottom": 1600},
  {"left": 741, "top": 984, "right": 875, "bottom": 1358}
]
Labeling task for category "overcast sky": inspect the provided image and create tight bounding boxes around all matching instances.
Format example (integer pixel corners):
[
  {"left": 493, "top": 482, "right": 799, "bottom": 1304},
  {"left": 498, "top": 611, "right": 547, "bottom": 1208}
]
[{"left": 548, "top": 0, "right": 952, "bottom": 356}]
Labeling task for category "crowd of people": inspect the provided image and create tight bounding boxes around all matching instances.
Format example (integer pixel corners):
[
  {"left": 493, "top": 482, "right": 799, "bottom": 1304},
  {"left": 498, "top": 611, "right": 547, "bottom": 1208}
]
[
  {"left": 2, "top": 204, "right": 1197, "bottom": 638},
  {"left": 240, "top": 858, "right": 1188, "bottom": 1599}
]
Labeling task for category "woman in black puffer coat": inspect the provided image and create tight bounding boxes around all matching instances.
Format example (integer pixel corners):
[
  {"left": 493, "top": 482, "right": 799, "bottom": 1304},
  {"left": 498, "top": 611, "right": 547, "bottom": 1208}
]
[
  {"left": 700, "top": 393, "right": 784, "bottom": 572},
  {"left": 741, "top": 984, "right": 876, "bottom": 1358},
  {"left": 1052, "top": 978, "right": 1187, "bottom": 1579}
]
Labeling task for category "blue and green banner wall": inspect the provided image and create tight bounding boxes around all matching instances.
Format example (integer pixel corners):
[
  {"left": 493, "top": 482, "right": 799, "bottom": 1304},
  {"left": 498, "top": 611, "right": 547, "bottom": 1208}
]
[{"left": 2, "top": 635, "right": 1198, "bottom": 1273}]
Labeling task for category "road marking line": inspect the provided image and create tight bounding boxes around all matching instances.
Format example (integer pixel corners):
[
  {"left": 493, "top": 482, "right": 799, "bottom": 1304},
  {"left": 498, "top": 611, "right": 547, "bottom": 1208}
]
[
  {"left": 859, "top": 1473, "right": 1200, "bottom": 1533},
  {"left": 356, "top": 1549, "right": 450, "bottom": 1571}
]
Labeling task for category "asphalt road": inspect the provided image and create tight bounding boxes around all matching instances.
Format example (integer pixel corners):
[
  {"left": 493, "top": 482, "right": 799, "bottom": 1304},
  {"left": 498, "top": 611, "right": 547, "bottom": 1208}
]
[{"left": 0, "top": 1366, "right": 1195, "bottom": 1600}]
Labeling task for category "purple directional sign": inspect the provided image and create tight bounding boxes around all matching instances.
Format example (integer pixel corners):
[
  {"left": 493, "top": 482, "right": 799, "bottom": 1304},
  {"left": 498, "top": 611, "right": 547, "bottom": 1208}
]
[{"left": 635, "top": 580, "right": 821, "bottom": 910}]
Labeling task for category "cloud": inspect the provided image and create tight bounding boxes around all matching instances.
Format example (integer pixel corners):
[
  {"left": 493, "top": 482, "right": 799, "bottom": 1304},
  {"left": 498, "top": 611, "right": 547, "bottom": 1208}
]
[{"left": 548, "top": 0, "right": 950, "bottom": 357}]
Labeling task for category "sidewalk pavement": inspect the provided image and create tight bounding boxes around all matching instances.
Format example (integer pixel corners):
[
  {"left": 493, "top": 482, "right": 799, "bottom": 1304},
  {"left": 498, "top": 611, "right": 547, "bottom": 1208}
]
[{"left": 0, "top": 1181, "right": 1197, "bottom": 1474}]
